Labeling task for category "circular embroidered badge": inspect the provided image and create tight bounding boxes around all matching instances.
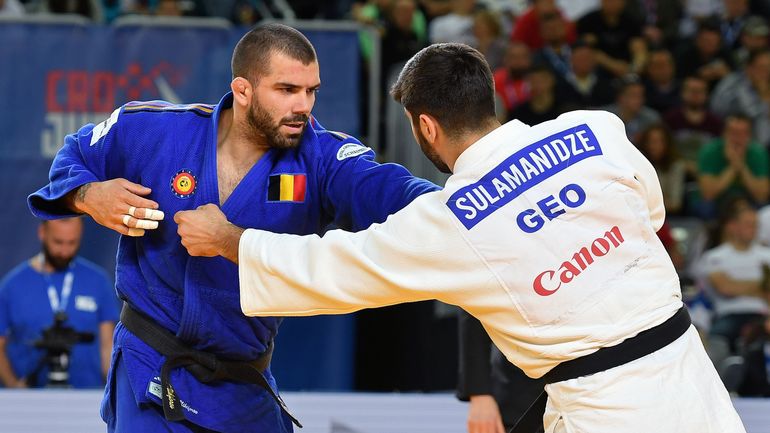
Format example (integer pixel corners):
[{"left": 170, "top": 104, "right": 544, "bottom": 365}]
[{"left": 171, "top": 169, "right": 197, "bottom": 198}]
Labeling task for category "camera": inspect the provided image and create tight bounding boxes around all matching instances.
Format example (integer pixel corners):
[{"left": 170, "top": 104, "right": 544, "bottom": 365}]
[{"left": 32, "top": 311, "right": 94, "bottom": 388}]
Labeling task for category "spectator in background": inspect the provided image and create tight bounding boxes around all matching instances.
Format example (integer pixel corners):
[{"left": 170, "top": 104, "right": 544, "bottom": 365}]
[
  {"left": 639, "top": 124, "right": 687, "bottom": 216},
  {"left": 628, "top": 0, "right": 683, "bottom": 48},
  {"left": 532, "top": 8, "right": 572, "bottom": 84},
  {"left": 0, "top": 218, "right": 118, "bottom": 388},
  {"left": 711, "top": 48, "right": 770, "bottom": 147},
  {"left": 699, "top": 200, "right": 770, "bottom": 356},
  {"left": 508, "top": 65, "right": 563, "bottom": 125},
  {"left": 732, "top": 15, "right": 769, "bottom": 69},
  {"left": 0, "top": 0, "right": 25, "bottom": 16},
  {"left": 697, "top": 114, "right": 770, "bottom": 218},
  {"left": 472, "top": 9, "right": 507, "bottom": 70},
  {"left": 643, "top": 49, "right": 681, "bottom": 113},
  {"left": 428, "top": 0, "right": 477, "bottom": 44},
  {"left": 602, "top": 75, "right": 661, "bottom": 144},
  {"left": 510, "top": 0, "right": 576, "bottom": 51},
  {"left": 577, "top": 0, "right": 647, "bottom": 78},
  {"left": 716, "top": 0, "right": 751, "bottom": 50},
  {"left": 493, "top": 41, "right": 532, "bottom": 116},
  {"left": 353, "top": 0, "right": 427, "bottom": 64},
  {"left": 559, "top": 41, "right": 616, "bottom": 109},
  {"left": 664, "top": 75, "right": 724, "bottom": 175},
  {"left": 381, "top": 0, "right": 428, "bottom": 82},
  {"left": 676, "top": 18, "right": 734, "bottom": 90}
]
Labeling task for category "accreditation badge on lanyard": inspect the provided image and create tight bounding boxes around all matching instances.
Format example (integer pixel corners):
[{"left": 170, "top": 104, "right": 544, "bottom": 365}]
[{"left": 41, "top": 256, "right": 74, "bottom": 313}]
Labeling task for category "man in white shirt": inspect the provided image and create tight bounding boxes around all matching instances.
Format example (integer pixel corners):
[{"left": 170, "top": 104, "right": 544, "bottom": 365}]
[
  {"left": 699, "top": 201, "right": 770, "bottom": 353},
  {"left": 175, "top": 43, "right": 746, "bottom": 433}
]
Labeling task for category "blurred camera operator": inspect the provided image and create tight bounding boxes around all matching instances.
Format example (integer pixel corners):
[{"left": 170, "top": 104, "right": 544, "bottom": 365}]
[{"left": 0, "top": 217, "right": 118, "bottom": 388}]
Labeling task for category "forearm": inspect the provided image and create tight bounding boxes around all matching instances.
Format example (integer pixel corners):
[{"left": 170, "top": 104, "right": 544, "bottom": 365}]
[
  {"left": 699, "top": 170, "right": 735, "bottom": 200},
  {"left": 63, "top": 183, "right": 93, "bottom": 214},
  {"left": 738, "top": 168, "right": 770, "bottom": 203},
  {"left": 0, "top": 342, "right": 21, "bottom": 387},
  {"left": 219, "top": 224, "right": 245, "bottom": 264}
]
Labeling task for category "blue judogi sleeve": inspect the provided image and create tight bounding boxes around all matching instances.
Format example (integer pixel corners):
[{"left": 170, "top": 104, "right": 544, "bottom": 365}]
[
  {"left": 318, "top": 134, "right": 439, "bottom": 231},
  {"left": 28, "top": 107, "right": 136, "bottom": 219}
]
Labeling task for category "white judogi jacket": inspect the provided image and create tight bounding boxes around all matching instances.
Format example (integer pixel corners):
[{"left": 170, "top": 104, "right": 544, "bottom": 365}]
[{"left": 238, "top": 110, "right": 683, "bottom": 379}]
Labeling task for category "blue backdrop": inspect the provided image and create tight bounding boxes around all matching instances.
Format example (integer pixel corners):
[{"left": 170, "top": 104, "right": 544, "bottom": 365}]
[{"left": 0, "top": 20, "right": 360, "bottom": 390}]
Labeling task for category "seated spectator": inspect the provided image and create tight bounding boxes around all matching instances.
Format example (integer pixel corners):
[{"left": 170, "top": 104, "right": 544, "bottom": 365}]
[
  {"left": 676, "top": 18, "right": 734, "bottom": 91},
  {"left": 472, "top": 9, "right": 507, "bottom": 70},
  {"left": 602, "top": 75, "right": 661, "bottom": 144},
  {"left": 428, "top": 0, "right": 477, "bottom": 44},
  {"left": 510, "top": 0, "right": 576, "bottom": 51},
  {"left": 732, "top": 15, "right": 769, "bottom": 69},
  {"left": 0, "top": 0, "right": 25, "bottom": 16},
  {"left": 508, "top": 65, "right": 565, "bottom": 124},
  {"left": 715, "top": 0, "right": 751, "bottom": 50},
  {"left": 643, "top": 49, "right": 681, "bottom": 113},
  {"left": 733, "top": 316, "right": 770, "bottom": 396},
  {"left": 353, "top": 0, "right": 427, "bottom": 64},
  {"left": 711, "top": 48, "right": 770, "bottom": 148},
  {"left": 699, "top": 200, "right": 770, "bottom": 356},
  {"left": 639, "top": 124, "right": 687, "bottom": 215},
  {"left": 626, "top": 0, "right": 683, "bottom": 48},
  {"left": 493, "top": 41, "right": 532, "bottom": 116},
  {"left": 664, "top": 75, "right": 724, "bottom": 176},
  {"left": 697, "top": 114, "right": 770, "bottom": 218},
  {"left": 559, "top": 42, "right": 615, "bottom": 109},
  {"left": 532, "top": 8, "right": 573, "bottom": 84},
  {"left": 381, "top": 0, "right": 428, "bottom": 85},
  {"left": 577, "top": 0, "right": 647, "bottom": 77}
]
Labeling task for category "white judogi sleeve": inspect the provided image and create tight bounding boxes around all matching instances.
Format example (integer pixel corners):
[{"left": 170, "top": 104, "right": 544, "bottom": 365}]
[{"left": 238, "top": 193, "right": 491, "bottom": 316}]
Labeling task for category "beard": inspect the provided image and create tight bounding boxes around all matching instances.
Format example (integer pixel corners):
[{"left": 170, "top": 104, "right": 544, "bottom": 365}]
[
  {"left": 42, "top": 243, "right": 76, "bottom": 272},
  {"left": 245, "top": 98, "right": 308, "bottom": 150},
  {"left": 411, "top": 117, "right": 451, "bottom": 174}
]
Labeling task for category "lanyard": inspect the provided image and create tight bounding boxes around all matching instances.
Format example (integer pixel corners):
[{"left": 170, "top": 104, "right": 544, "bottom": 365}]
[{"left": 39, "top": 255, "right": 74, "bottom": 313}]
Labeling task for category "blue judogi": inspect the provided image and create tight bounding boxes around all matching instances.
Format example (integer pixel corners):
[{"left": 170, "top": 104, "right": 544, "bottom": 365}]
[
  {"left": 0, "top": 257, "right": 119, "bottom": 388},
  {"left": 29, "top": 92, "right": 438, "bottom": 432}
]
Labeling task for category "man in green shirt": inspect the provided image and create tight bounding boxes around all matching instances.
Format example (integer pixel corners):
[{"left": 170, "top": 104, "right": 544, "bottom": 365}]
[{"left": 697, "top": 114, "right": 770, "bottom": 218}]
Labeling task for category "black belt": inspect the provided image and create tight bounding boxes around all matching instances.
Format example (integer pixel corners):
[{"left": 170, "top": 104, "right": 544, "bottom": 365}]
[
  {"left": 120, "top": 304, "right": 302, "bottom": 428},
  {"left": 510, "top": 306, "right": 691, "bottom": 433}
]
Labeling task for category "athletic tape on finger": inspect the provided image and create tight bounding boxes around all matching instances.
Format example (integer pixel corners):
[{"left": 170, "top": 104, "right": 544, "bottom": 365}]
[
  {"left": 123, "top": 214, "right": 132, "bottom": 226},
  {"left": 126, "top": 228, "right": 145, "bottom": 237},
  {"left": 135, "top": 219, "right": 159, "bottom": 230},
  {"left": 128, "top": 206, "right": 137, "bottom": 217},
  {"left": 144, "top": 209, "right": 165, "bottom": 221}
]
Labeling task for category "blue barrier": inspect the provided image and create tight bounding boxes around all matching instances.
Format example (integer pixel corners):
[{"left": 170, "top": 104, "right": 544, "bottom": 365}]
[{"left": 0, "top": 19, "right": 360, "bottom": 390}]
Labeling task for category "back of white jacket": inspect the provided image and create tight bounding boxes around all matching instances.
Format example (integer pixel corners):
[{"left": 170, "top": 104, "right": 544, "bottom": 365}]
[{"left": 239, "top": 110, "right": 683, "bottom": 378}]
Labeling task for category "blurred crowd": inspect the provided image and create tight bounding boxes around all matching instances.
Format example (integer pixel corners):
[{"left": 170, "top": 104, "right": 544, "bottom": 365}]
[{"left": 2, "top": 0, "right": 770, "bottom": 397}]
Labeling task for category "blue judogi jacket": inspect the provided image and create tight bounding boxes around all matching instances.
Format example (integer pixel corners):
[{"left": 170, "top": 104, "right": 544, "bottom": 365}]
[{"left": 28, "top": 93, "right": 438, "bottom": 432}]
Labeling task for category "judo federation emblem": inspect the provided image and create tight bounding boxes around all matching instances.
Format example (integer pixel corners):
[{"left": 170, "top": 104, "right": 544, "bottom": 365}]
[{"left": 171, "top": 169, "right": 197, "bottom": 198}]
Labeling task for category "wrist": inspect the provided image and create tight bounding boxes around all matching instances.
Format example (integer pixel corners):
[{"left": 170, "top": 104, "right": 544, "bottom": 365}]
[
  {"left": 67, "top": 183, "right": 94, "bottom": 214},
  {"left": 218, "top": 223, "right": 245, "bottom": 264}
]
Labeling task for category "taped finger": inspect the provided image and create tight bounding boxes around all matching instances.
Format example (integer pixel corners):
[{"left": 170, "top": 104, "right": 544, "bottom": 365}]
[
  {"left": 135, "top": 219, "right": 159, "bottom": 230},
  {"left": 134, "top": 208, "right": 165, "bottom": 221},
  {"left": 128, "top": 206, "right": 137, "bottom": 217},
  {"left": 123, "top": 214, "right": 132, "bottom": 226}
]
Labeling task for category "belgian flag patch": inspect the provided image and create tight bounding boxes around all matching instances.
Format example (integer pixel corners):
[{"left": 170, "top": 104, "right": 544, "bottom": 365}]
[{"left": 268, "top": 174, "right": 306, "bottom": 202}]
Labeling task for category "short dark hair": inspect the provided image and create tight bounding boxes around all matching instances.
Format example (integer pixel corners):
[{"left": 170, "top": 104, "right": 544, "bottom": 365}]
[
  {"left": 231, "top": 23, "right": 317, "bottom": 83},
  {"left": 390, "top": 43, "right": 496, "bottom": 137}
]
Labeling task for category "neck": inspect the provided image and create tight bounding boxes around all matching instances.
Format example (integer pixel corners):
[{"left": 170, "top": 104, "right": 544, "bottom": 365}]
[
  {"left": 218, "top": 107, "right": 269, "bottom": 163},
  {"left": 34, "top": 253, "right": 57, "bottom": 274},
  {"left": 730, "top": 239, "right": 751, "bottom": 251},
  {"left": 447, "top": 119, "right": 502, "bottom": 172}
]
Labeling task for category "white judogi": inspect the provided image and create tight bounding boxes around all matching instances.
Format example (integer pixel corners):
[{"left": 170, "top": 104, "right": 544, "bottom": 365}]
[{"left": 238, "top": 111, "right": 746, "bottom": 433}]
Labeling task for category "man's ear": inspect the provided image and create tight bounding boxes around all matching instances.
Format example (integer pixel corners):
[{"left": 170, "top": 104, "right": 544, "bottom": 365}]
[
  {"left": 419, "top": 113, "right": 439, "bottom": 144},
  {"left": 230, "top": 77, "right": 252, "bottom": 107}
]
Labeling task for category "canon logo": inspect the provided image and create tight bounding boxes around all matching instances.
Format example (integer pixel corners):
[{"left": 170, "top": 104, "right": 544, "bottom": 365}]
[{"left": 533, "top": 226, "right": 625, "bottom": 296}]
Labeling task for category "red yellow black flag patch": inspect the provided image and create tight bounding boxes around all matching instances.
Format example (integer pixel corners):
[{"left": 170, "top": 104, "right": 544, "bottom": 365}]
[{"left": 268, "top": 174, "right": 306, "bottom": 202}]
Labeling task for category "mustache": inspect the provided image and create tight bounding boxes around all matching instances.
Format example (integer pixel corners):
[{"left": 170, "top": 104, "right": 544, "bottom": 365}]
[{"left": 281, "top": 115, "right": 309, "bottom": 124}]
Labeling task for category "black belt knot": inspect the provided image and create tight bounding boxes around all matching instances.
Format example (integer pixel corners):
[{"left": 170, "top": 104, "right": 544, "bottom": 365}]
[{"left": 120, "top": 304, "right": 302, "bottom": 428}]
